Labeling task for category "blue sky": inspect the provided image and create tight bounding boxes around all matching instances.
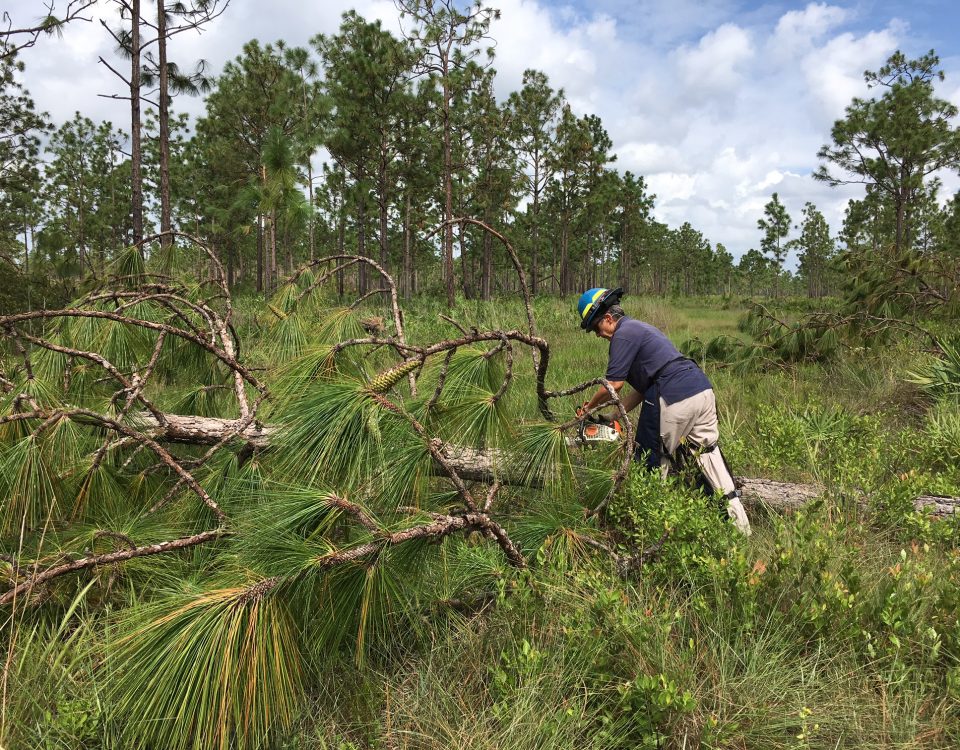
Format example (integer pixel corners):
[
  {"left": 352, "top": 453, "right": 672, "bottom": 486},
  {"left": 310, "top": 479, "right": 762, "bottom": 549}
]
[
  {"left": 562, "top": 0, "right": 960, "bottom": 52},
  {"left": 9, "top": 0, "right": 960, "bottom": 260}
]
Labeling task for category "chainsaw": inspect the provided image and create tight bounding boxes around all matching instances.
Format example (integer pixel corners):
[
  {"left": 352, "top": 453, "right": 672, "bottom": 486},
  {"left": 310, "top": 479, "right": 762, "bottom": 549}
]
[{"left": 574, "top": 412, "right": 624, "bottom": 446}]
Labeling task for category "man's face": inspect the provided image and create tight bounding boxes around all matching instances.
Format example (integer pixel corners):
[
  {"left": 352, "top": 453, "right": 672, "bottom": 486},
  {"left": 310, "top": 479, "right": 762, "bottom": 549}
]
[{"left": 593, "top": 313, "right": 617, "bottom": 340}]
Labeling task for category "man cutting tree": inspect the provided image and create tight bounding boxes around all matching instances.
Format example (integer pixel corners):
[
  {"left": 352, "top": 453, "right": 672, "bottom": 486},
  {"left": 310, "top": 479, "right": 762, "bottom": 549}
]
[{"left": 575, "top": 287, "right": 751, "bottom": 535}]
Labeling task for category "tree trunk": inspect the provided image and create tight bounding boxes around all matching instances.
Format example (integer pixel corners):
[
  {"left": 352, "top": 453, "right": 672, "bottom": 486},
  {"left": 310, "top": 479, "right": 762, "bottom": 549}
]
[
  {"left": 357, "top": 190, "right": 367, "bottom": 296},
  {"left": 459, "top": 227, "right": 472, "bottom": 300},
  {"left": 226, "top": 239, "right": 234, "bottom": 289},
  {"left": 442, "top": 72, "right": 454, "bottom": 308},
  {"left": 130, "top": 0, "right": 144, "bottom": 247},
  {"left": 307, "top": 163, "right": 315, "bottom": 263},
  {"left": 337, "top": 207, "right": 346, "bottom": 298},
  {"left": 157, "top": 0, "right": 172, "bottom": 251},
  {"left": 256, "top": 214, "right": 263, "bottom": 293},
  {"left": 403, "top": 193, "right": 412, "bottom": 300},
  {"left": 378, "top": 146, "right": 389, "bottom": 275},
  {"left": 560, "top": 220, "right": 570, "bottom": 296},
  {"left": 530, "top": 159, "right": 540, "bottom": 295},
  {"left": 481, "top": 226, "right": 492, "bottom": 301},
  {"left": 269, "top": 210, "right": 277, "bottom": 291}
]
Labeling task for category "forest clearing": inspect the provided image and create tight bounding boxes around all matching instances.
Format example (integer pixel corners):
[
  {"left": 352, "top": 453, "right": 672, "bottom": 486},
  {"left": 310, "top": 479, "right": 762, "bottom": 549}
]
[{"left": 2, "top": 0, "right": 960, "bottom": 748}]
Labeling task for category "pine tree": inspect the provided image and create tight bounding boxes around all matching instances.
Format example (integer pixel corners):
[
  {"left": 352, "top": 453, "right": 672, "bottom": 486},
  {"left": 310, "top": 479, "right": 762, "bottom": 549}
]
[
  {"left": 40, "top": 114, "right": 131, "bottom": 282},
  {"left": 459, "top": 67, "right": 518, "bottom": 300},
  {"left": 757, "top": 192, "right": 791, "bottom": 296},
  {"left": 815, "top": 50, "right": 960, "bottom": 256},
  {"left": 796, "top": 202, "right": 834, "bottom": 297},
  {"left": 139, "top": 0, "right": 226, "bottom": 250},
  {"left": 614, "top": 171, "right": 654, "bottom": 293},
  {"left": 99, "top": 0, "right": 146, "bottom": 245},
  {"left": 283, "top": 46, "right": 326, "bottom": 262},
  {"left": 507, "top": 69, "right": 562, "bottom": 295},
  {"left": 545, "top": 106, "right": 613, "bottom": 295},
  {"left": 737, "top": 248, "right": 773, "bottom": 297},
  {"left": 195, "top": 41, "right": 304, "bottom": 292},
  {"left": 394, "top": 81, "right": 441, "bottom": 299},
  {"left": 396, "top": 0, "right": 499, "bottom": 307},
  {"left": 313, "top": 14, "right": 414, "bottom": 289},
  {"left": 315, "top": 16, "right": 406, "bottom": 295},
  {"left": 0, "top": 43, "right": 50, "bottom": 301}
]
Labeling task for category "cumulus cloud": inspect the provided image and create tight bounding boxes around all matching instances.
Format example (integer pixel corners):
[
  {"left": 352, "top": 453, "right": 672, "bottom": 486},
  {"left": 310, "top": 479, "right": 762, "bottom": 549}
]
[
  {"left": 675, "top": 23, "right": 754, "bottom": 94},
  {"left": 771, "top": 2, "right": 850, "bottom": 56},
  {"left": 801, "top": 25, "right": 903, "bottom": 120}
]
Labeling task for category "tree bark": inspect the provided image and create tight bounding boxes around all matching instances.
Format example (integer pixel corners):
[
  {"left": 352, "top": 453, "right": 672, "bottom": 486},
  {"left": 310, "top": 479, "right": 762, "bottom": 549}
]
[
  {"left": 269, "top": 209, "right": 277, "bottom": 291},
  {"left": 402, "top": 193, "right": 412, "bottom": 300}
]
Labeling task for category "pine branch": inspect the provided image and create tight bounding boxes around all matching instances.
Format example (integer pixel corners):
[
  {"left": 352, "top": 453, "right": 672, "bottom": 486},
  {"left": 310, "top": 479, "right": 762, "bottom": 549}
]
[{"left": 0, "top": 528, "right": 227, "bottom": 606}]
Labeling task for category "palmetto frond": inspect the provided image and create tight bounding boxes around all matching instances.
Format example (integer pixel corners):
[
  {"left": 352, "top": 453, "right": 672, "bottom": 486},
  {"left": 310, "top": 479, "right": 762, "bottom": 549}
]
[{"left": 907, "top": 339, "right": 960, "bottom": 399}]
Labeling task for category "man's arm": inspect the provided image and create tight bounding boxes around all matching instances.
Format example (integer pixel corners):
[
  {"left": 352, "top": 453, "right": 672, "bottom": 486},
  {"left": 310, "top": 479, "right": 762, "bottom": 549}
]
[
  {"left": 578, "top": 380, "right": 625, "bottom": 416},
  {"left": 620, "top": 387, "right": 642, "bottom": 413}
]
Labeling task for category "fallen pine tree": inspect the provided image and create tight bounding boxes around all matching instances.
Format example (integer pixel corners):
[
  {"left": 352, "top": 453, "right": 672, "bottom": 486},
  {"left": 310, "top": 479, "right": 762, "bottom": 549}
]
[
  {"left": 2, "top": 235, "right": 957, "bottom": 618},
  {"left": 136, "top": 412, "right": 960, "bottom": 517}
]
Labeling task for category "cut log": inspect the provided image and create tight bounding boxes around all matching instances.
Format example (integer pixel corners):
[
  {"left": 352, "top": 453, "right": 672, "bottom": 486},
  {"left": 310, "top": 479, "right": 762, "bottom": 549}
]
[
  {"left": 735, "top": 476, "right": 823, "bottom": 512},
  {"left": 133, "top": 413, "right": 959, "bottom": 518}
]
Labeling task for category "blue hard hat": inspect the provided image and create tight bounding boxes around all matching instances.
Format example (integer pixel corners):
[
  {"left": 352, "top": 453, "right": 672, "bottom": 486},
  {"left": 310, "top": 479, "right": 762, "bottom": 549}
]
[{"left": 577, "top": 287, "right": 623, "bottom": 330}]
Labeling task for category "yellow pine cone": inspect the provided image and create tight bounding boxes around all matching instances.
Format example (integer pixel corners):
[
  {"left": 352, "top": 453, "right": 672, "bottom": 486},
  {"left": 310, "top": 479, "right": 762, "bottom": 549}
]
[{"left": 368, "top": 358, "right": 419, "bottom": 394}]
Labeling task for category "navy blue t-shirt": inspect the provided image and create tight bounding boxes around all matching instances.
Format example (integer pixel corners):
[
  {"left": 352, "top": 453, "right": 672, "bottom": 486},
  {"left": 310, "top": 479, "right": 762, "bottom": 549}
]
[{"left": 605, "top": 317, "right": 711, "bottom": 404}]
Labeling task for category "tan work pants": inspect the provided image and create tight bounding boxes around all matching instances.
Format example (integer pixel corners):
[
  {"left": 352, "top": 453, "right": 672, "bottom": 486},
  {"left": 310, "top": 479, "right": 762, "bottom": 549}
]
[{"left": 658, "top": 389, "right": 751, "bottom": 535}]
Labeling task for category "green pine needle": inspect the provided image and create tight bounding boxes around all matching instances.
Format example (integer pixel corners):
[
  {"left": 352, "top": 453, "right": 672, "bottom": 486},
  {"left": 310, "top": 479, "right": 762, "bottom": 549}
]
[{"left": 109, "top": 578, "right": 305, "bottom": 750}]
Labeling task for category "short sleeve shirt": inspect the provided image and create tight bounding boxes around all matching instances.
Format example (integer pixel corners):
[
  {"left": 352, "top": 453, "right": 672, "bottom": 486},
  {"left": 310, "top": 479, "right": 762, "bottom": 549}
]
[{"left": 605, "top": 317, "right": 711, "bottom": 404}]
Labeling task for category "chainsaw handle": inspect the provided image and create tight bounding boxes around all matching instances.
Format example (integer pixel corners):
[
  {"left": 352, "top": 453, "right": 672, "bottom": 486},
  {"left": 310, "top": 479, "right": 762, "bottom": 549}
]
[{"left": 577, "top": 404, "right": 613, "bottom": 426}]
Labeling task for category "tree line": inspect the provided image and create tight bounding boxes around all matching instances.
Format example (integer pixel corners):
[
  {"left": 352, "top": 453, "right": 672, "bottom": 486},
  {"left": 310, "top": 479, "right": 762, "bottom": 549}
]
[{"left": 1, "top": 2, "right": 959, "bottom": 312}]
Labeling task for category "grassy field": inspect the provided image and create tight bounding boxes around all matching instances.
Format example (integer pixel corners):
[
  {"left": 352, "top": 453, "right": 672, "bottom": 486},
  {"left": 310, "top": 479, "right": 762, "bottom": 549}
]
[{"left": 5, "top": 292, "right": 960, "bottom": 749}]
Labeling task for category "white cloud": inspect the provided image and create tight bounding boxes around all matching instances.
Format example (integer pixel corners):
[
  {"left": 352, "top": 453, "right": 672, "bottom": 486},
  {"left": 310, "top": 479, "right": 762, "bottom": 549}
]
[
  {"left": 772, "top": 2, "right": 849, "bottom": 56},
  {"left": 801, "top": 25, "right": 902, "bottom": 120},
  {"left": 617, "top": 141, "right": 686, "bottom": 174},
  {"left": 675, "top": 23, "right": 754, "bottom": 94},
  {"left": 647, "top": 172, "right": 698, "bottom": 202}
]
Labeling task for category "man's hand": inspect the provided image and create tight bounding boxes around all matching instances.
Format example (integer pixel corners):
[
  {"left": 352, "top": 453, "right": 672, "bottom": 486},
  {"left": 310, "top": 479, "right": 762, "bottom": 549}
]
[{"left": 576, "top": 401, "right": 590, "bottom": 419}]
